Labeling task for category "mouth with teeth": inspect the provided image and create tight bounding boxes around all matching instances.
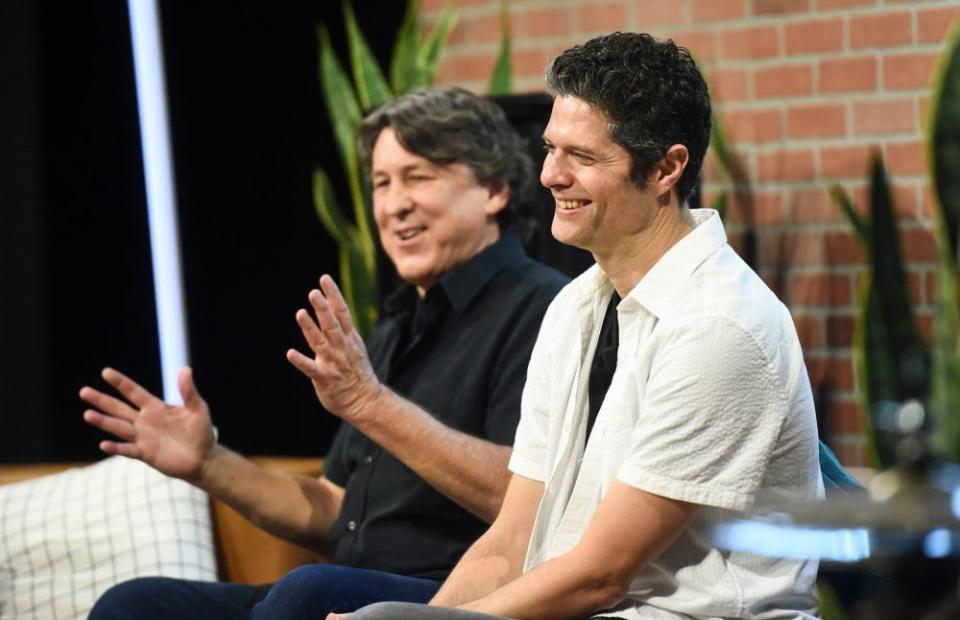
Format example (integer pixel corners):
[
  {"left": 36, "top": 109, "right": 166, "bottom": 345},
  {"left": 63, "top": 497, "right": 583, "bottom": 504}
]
[
  {"left": 556, "top": 198, "right": 590, "bottom": 211},
  {"left": 397, "top": 227, "right": 426, "bottom": 241}
]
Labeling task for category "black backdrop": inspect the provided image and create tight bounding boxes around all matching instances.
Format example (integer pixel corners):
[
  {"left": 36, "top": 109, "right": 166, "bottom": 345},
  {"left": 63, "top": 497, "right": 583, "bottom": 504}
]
[{"left": 0, "top": 1, "right": 590, "bottom": 463}]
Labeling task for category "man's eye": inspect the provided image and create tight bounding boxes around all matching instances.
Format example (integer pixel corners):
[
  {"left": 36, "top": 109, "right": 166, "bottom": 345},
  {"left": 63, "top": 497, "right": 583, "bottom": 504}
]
[
  {"left": 373, "top": 180, "right": 389, "bottom": 190},
  {"left": 409, "top": 175, "right": 433, "bottom": 183}
]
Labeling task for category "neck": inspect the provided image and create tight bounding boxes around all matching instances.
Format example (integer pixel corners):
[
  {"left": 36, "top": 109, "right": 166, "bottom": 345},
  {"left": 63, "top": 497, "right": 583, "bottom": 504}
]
[{"left": 594, "top": 204, "right": 695, "bottom": 297}]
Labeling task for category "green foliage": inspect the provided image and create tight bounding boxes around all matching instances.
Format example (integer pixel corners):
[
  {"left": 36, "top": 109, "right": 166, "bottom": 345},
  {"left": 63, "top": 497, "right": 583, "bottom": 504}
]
[
  {"left": 832, "top": 158, "right": 927, "bottom": 468},
  {"left": 314, "top": 1, "right": 512, "bottom": 337},
  {"left": 486, "top": 0, "right": 513, "bottom": 96},
  {"left": 833, "top": 14, "right": 960, "bottom": 463},
  {"left": 927, "top": 13, "right": 960, "bottom": 461}
]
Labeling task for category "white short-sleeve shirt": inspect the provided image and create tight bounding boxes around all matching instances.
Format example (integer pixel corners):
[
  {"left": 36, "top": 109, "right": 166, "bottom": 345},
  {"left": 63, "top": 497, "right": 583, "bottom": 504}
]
[{"left": 509, "top": 209, "right": 823, "bottom": 619}]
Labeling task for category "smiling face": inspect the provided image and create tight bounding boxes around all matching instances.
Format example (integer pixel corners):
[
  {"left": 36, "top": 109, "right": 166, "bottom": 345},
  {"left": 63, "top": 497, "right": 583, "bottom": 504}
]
[
  {"left": 371, "top": 127, "right": 507, "bottom": 296},
  {"left": 540, "top": 96, "right": 664, "bottom": 260}
]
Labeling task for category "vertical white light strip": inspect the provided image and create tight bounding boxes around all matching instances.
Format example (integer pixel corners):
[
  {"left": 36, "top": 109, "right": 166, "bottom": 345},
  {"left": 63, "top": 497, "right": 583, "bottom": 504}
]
[{"left": 127, "top": 0, "right": 189, "bottom": 403}]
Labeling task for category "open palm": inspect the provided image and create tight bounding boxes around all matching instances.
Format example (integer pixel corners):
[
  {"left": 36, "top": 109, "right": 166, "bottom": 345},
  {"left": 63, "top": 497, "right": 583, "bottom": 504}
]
[{"left": 80, "top": 366, "right": 215, "bottom": 483}]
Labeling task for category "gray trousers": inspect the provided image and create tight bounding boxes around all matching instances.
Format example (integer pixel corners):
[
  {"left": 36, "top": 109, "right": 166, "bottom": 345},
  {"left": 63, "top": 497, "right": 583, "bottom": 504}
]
[{"left": 350, "top": 602, "right": 512, "bottom": 619}]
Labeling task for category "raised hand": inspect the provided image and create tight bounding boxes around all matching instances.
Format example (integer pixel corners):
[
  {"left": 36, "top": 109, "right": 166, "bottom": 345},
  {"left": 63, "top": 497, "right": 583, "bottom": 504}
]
[
  {"left": 287, "top": 275, "right": 383, "bottom": 424},
  {"left": 80, "top": 367, "right": 216, "bottom": 482}
]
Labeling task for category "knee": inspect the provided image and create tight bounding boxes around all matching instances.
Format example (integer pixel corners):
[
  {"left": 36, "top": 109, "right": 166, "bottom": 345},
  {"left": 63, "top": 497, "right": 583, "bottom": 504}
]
[
  {"left": 88, "top": 577, "right": 175, "bottom": 620},
  {"left": 350, "top": 602, "right": 418, "bottom": 620},
  {"left": 252, "top": 564, "right": 335, "bottom": 619}
]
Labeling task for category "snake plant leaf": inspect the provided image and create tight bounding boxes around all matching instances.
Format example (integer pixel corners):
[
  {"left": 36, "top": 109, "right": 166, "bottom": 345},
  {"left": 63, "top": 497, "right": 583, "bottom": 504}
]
[
  {"left": 390, "top": 0, "right": 421, "bottom": 94},
  {"left": 929, "top": 241, "right": 960, "bottom": 460},
  {"left": 338, "top": 233, "right": 378, "bottom": 338},
  {"left": 343, "top": 2, "right": 393, "bottom": 111},
  {"left": 312, "top": 167, "right": 354, "bottom": 246},
  {"left": 417, "top": 7, "right": 457, "bottom": 87},
  {"left": 830, "top": 184, "right": 869, "bottom": 243},
  {"left": 855, "top": 157, "right": 929, "bottom": 467},
  {"left": 486, "top": 0, "right": 513, "bottom": 95},
  {"left": 929, "top": 12, "right": 960, "bottom": 265},
  {"left": 317, "top": 25, "right": 362, "bottom": 174}
]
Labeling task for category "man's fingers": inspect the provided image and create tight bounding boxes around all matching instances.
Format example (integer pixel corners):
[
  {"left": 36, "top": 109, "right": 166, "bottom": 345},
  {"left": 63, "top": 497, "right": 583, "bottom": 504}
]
[
  {"left": 178, "top": 367, "right": 204, "bottom": 409},
  {"left": 83, "top": 409, "right": 136, "bottom": 442},
  {"left": 79, "top": 386, "right": 139, "bottom": 421},
  {"left": 286, "top": 348, "right": 320, "bottom": 379},
  {"left": 101, "top": 367, "right": 156, "bottom": 409},
  {"left": 99, "top": 440, "right": 142, "bottom": 460},
  {"left": 308, "top": 289, "right": 346, "bottom": 349},
  {"left": 295, "top": 308, "right": 326, "bottom": 352},
  {"left": 319, "top": 275, "right": 354, "bottom": 334}
]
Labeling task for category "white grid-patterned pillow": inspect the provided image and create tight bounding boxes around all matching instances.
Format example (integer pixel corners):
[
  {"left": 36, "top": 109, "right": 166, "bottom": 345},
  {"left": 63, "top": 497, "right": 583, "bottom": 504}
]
[{"left": 0, "top": 456, "right": 217, "bottom": 619}]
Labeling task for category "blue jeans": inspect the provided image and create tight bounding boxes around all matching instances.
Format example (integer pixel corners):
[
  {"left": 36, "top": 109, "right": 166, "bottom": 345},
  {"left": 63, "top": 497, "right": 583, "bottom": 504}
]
[{"left": 88, "top": 564, "right": 442, "bottom": 619}]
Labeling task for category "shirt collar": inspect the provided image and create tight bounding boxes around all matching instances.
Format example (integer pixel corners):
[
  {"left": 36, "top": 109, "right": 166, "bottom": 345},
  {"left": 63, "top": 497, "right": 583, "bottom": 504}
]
[
  {"left": 626, "top": 208, "right": 726, "bottom": 318},
  {"left": 384, "top": 235, "right": 526, "bottom": 317}
]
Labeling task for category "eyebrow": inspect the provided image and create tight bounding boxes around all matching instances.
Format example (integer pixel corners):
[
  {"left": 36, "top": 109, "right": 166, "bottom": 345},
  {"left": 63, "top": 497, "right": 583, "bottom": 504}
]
[{"left": 542, "top": 136, "right": 603, "bottom": 160}]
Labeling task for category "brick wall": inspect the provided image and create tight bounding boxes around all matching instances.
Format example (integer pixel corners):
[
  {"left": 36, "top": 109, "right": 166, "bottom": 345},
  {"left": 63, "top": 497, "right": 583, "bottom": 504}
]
[{"left": 424, "top": 0, "right": 960, "bottom": 466}]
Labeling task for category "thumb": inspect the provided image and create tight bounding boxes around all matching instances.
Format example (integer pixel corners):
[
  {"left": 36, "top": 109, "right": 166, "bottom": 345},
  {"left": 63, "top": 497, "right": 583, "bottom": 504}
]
[{"left": 178, "top": 367, "right": 204, "bottom": 408}]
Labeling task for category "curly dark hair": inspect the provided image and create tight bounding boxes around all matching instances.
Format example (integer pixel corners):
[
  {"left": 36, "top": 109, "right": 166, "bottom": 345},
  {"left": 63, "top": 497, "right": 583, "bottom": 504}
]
[
  {"left": 358, "top": 87, "right": 537, "bottom": 240},
  {"left": 545, "top": 32, "right": 711, "bottom": 202}
]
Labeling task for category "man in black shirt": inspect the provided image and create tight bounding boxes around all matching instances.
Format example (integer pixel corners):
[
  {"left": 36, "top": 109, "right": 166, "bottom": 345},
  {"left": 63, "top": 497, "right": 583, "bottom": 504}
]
[{"left": 81, "top": 87, "right": 568, "bottom": 619}]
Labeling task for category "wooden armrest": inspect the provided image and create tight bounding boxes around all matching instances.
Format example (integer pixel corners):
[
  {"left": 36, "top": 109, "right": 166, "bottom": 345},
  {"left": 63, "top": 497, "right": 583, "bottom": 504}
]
[{"left": 212, "top": 456, "right": 328, "bottom": 584}]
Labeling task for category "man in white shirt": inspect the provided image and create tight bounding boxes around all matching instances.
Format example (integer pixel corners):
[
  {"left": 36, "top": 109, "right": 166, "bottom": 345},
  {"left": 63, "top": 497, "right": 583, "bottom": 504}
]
[{"left": 338, "top": 32, "right": 822, "bottom": 620}]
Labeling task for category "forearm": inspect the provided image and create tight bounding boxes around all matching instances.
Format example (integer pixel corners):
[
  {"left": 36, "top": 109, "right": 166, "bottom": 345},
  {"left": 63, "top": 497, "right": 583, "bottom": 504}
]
[
  {"left": 197, "top": 443, "right": 343, "bottom": 550},
  {"left": 430, "top": 527, "right": 527, "bottom": 607},
  {"left": 459, "top": 545, "right": 624, "bottom": 620},
  {"left": 353, "top": 388, "right": 511, "bottom": 522}
]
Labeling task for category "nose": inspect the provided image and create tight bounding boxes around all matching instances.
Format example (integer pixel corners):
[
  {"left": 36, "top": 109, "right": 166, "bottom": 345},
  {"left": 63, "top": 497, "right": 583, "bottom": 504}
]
[
  {"left": 380, "top": 184, "right": 414, "bottom": 219},
  {"left": 540, "top": 150, "right": 573, "bottom": 190}
]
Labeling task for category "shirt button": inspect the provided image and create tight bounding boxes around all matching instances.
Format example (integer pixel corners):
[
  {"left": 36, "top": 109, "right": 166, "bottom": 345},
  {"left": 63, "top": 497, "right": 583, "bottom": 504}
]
[
  {"left": 363, "top": 455, "right": 373, "bottom": 464},
  {"left": 347, "top": 520, "right": 357, "bottom": 531}
]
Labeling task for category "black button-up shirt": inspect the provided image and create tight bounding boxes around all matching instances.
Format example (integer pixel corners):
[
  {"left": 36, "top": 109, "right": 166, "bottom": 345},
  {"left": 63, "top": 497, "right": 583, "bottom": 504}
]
[{"left": 324, "top": 236, "right": 568, "bottom": 579}]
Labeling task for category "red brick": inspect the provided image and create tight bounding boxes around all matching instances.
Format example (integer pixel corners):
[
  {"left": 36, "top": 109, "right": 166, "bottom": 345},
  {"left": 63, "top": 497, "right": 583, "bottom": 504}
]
[
  {"left": 850, "top": 12, "right": 913, "bottom": 49},
  {"left": 794, "top": 315, "right": 824, "bottom": 348},
  {"left": 853, "top": 99, "right": 916, "bottom": 135},
  {"left": 754, "top": 0, "right": 810, "bottom": 15},
  {"left": 832, "top": 356, "right": 857, "bottom": 391},
  {"left": 790, "top": 186, "right": 843, "bottom": 223},
  {"left": 692, "top": 0, "right": 745, "bottom": 22},
  {"left": 917, "top": 311, "right": 935, "bottom": 345},
  {"left": 832, "top": 401, "right": 864, "bottom": 433},
  {"left": 918, "top": 6, "right": 960, "bottom": 44},
  {"left": 634, "top": 0, "right": 689, "bottom": 26},
  {"left": 823, "top": 231, "right": 865, "bottom": 265},
  {"left": 760, "top": 229, "right": 819, "bottom": 266},
  {"left": 436, "top": 53, "right": 494, "bottom": 82},
  {"left": 519, "top": 6, "right": 571, "bottom": 38},
  {"left": 755, "top": 64, "right": 813, "bottom": 98},
  {"left": 785, "top": 18, "right": 843, "bottom": 55},
  {"left": 816, "top": 0, "right": 874, "bottom": 10},
  {"left": 790, "top": 272, "right": 853, "bottom": 306},
  {"left": 578, "top": 1, "right": 628, "bottom": 33},
  {"left": 755, "top": 191, "right": 786, "bottom": 226},
  {"left": 757, "top": 148, "right": 816, "bottom": 182},
  {"left": 722, "top": 108, "right": 783, "bottom": 143},
  {"left": 921, "top": 183, "right": 938, "bottom": 219},
  {"left": 512, "top": 48, "right": 548, "bottom": 78},
  {"left": 909, "top": 271, "right": 923, "bottom": 306},
  {"left": 451, "top": 13, "right": 503, "bottom": 45},
  {"left": 902, "top": 227, "right": 938, "bottom": 262},
  {"left": 827, "top": 314, "right": 855, "bottom": 346},
  {"left": 821, "top": 144, "right": 873, "bottom": 179},
  {"left": 886, "top": 140, "right": 926, "bottom": 176},
  {"left": 709, "top": 68, "right": 750, "bottom": 102},
  {"left": 830, "top": 436, "right": 866, "bottom": 468},
  {"left": 721, "top": 25, "right": 779, "bottom": 60},
  {"left": 788, "top": 104, "right": 847, "bottom": 138},
  {"left": 671, "top": 29, "right": 719, "bottom": 62},
  {"left": 884, "top": 52, "right": 938, "bottom": 90},
  {"left": 926, "top": 269, "right": 938, "bottom": 304},
  {"left": 818, "top": 56, "right": 877, "bottom": 93}
]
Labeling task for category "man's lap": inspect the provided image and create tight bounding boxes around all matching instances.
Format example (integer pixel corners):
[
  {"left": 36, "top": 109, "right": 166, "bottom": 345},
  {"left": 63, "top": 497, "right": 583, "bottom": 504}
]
[{"left": 88, "top": 564, "right": 441, "bottom": 620}]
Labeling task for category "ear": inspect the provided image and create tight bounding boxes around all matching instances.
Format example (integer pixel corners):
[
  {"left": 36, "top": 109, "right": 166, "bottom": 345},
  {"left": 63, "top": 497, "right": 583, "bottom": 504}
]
[
  {"left": 484, "top": 183, "right": 510, "bottom": 217},
  {"left": 653, "top": 144, "right": 689, "bottom": 200}
]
